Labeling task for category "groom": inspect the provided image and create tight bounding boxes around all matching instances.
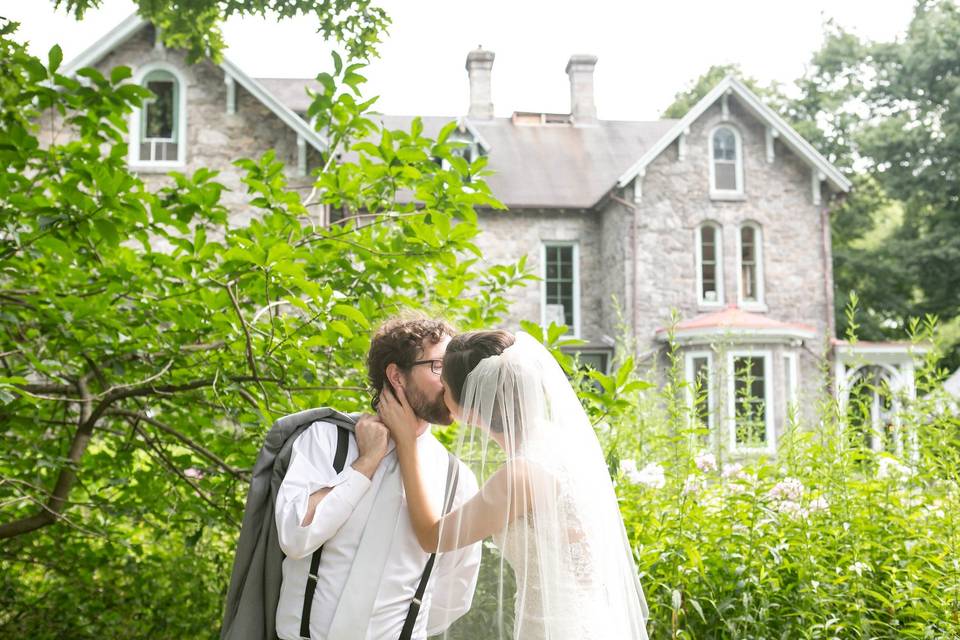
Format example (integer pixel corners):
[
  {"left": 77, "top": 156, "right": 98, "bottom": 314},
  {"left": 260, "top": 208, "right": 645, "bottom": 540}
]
[{"left": 273, "top": 317, "right": 480, "bottom": 640}]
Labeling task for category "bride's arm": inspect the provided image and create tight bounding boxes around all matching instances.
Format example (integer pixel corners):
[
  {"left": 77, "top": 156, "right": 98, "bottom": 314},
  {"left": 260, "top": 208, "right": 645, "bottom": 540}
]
[{"left": 379, "top": 386, "right": 535, "bottom": 553}]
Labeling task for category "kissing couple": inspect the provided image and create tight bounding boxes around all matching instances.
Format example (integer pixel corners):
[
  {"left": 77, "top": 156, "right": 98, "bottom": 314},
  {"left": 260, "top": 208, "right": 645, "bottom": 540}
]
[{"left": 222, "top": 316, "right": 648, "bottom": 640}]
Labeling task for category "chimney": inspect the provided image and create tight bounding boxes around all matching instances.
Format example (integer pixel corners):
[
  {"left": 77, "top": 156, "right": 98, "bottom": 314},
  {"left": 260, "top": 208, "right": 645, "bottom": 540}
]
[
  {"left": 566, "top": 54, "right": 598, "bottom": 124},
  {"left": 466, "top": 47, "right": 495, "bottom": 119}
]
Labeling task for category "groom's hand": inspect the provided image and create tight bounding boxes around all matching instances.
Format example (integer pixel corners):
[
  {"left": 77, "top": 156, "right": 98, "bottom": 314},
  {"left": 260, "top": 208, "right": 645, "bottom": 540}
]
[{"left": 353, "top": 414, "right": 390, "bottom": 480}]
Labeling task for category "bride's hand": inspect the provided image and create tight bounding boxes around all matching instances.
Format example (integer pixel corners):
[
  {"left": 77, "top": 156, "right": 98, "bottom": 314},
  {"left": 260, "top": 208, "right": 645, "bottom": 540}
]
[{"left": 378, "top": 384, "right": 419, "bottom": 449}]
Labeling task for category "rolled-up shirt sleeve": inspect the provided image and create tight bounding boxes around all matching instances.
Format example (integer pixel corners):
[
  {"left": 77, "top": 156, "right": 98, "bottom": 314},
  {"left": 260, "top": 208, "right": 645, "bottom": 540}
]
[
  {"left": 426, "top": 462, "right": 482, "bottom": 635},
  {"left": 275, "top": 424, "right": 371, "bottom": 560}
]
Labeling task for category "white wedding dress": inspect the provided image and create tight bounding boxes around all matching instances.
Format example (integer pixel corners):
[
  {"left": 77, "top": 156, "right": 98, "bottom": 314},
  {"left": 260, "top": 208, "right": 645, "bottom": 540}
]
[{"left": 496, "top": 491, "right": 619, "bottom": 638}]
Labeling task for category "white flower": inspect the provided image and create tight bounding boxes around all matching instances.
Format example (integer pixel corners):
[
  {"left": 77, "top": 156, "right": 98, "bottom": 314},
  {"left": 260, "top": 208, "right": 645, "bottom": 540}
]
[
  {"left": 768, "top": 477, "right": 804, "bottom": 502},
  {"left": 848, "top": 561, "right": 871, "bottom": 577},
  {"left": 694, "top": 452, "right": 717, "bottom": 473},
  {"left": 622, "top": 460, "right": 666, "bottom": 489},
  {"left": 721, "top": 463, "right": 744, "bottom": 479},
  {"left": 683, "top": 474, "right": 707, "bottom": 496},
  {"left": 877, "top": 456, "right": 914, "bottom": 480},
  {"left": 775, "top": 499, "right": 809, "bottom": 519},
  {"left": 808, "top": 496, "right": 829, "bottom": 513},
  {"left": 184, "top": 467, "right": 204, "bottom": 480}
]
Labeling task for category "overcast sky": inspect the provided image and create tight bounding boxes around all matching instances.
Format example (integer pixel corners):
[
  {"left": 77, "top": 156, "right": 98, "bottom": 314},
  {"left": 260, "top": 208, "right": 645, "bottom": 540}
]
[{"left": 1, "top": 0, "right": 915, "bottom": 121}]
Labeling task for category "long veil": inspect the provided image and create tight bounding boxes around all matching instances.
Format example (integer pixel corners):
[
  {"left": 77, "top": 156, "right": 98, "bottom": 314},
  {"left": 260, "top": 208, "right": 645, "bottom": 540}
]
[{"left": 444, "top": 332, "right": 648, "bottom": 639}]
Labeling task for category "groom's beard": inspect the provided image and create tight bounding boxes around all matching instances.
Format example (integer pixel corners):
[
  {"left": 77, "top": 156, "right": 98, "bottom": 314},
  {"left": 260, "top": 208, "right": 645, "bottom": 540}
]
[{"left": 406, "top": 382, "right": 453, "bottom": 426}]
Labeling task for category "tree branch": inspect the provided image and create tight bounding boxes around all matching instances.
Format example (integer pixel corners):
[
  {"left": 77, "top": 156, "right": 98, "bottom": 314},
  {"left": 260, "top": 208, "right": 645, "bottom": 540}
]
[
  {"left": 109, "top": 409, "right": 250, "bottom": 480},
  {"left": 129, "top": 420, "right": 239, "bottom": 528}
]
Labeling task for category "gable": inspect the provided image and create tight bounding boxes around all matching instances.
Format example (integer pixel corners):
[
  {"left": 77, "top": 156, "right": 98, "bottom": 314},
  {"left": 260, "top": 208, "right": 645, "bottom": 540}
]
[
  {"left": 616, "top": 77, "right": 851, "bottom": 195},
  {"left": 62, "top": 14, "right": 326, "bottom": 154}
]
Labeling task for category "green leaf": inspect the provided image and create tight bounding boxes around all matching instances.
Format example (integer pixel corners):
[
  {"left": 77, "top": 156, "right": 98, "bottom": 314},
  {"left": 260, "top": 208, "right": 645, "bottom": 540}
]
[
  {"left": 93, "top": 218, "right": 119, "bottom": 246},
  {"left": 332, "top": 304, "right": 371, "bottom": 329},
  {"left": 48, "top": 44, "right": 63, "bottom": 74}
]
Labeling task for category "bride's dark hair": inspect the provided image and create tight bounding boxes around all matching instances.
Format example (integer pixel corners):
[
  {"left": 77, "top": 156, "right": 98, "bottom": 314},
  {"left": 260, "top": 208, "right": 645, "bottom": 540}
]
[{"left": 442, "top": 330, "right": 516, "bottom": 431}]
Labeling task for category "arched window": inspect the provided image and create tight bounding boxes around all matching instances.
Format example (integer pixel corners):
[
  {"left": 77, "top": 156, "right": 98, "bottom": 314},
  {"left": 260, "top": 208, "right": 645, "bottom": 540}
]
[
  {"left": 709, "top": 126, "right": 743, "bottom": 195},
  {"left": 737, "top": 222, "right": 764, "bottom": 307},
  {"left": 845, "top": 365, "right": 902, "bottom": 455},
  {"left": 130, "top": 65, "right": 186, "bottom": 167},
  {"left": 695, "top": 222, "right": 723, "bottom": 305}
]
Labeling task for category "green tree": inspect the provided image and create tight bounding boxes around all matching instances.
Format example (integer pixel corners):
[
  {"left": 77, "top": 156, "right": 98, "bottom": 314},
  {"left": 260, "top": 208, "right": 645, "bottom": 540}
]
[
  {"left": 55, "top": 0, "right": 390, "bottom": 61},
  {"left": 795, "top": 0, "right": 960, "bottom": 367},
  {"left": 0, "top": 6, "right": 528, "bottom": 636}
]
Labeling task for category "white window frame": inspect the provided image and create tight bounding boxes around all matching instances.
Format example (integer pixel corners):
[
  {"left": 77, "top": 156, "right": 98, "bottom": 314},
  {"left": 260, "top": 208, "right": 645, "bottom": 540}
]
[
  {"left": 695, "top": 221, "right": 724, "bottom": 308},
  {"left": 726, "top": 350, "right": 775, "bottom": 454},
  {"left": 736, "top": 221, "right": 766, "bottom": 311},
  {"left": 708, "top": 125, "right": 744, "bottom": 199},
  {"left": 783, "top": 352, "right": 799, "bottom": 420},
  {"left": 685, "top": 350, "right": 715, "bottom": 445},
  {"left": 540, "top": 241, "right": 580, "bottom": 338},
  {"left": 129, "top": 62, "right": 187, "bottom": 171}
]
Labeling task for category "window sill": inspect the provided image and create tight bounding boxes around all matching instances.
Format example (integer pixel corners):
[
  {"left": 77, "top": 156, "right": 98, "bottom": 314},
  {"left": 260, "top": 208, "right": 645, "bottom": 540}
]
[
  {"left": 709, "top": 191, "right": 746, "bottom": 202},
  {"left": 129, "top": 162, "right": 186, "bottom": 174},
  {"left": 697, "top": 301, "right": 726, "bottom": 311}
]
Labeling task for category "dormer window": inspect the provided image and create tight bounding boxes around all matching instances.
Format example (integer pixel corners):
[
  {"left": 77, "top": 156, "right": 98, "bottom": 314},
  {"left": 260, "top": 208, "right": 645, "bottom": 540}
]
[
  {"left": 130, "top": 64, "right": 187, "bottom": 169},
  {"left": 709, "top": 125, "right": 743, "bottom": 197}
]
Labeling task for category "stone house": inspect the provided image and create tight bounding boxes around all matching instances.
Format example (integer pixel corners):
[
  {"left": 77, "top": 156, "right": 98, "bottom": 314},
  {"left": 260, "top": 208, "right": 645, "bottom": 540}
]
[{"left": 56, "top": 13, "right": 924, "bottom": 457}]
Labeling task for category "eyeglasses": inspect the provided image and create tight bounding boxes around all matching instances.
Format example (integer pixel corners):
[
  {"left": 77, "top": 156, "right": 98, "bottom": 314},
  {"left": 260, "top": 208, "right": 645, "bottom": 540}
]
[{"left": 410, "top": 359, "right": 443, "bottom": 375}]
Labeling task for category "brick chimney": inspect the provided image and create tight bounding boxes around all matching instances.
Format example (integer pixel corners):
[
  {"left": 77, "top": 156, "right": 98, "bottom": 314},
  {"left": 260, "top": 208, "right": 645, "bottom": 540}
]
[
  {"left": 566, "top": 54, "right": 598, "bottom": 124},
  {"left": 466, "top": 47, "right": 495, "bottom": 119}
]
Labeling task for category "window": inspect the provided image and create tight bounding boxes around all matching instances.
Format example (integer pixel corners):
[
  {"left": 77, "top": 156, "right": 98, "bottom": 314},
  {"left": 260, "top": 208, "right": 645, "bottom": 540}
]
[
  {"left": 541, "top": 243, "right": 579, "bottom": 336},
  {"left": 728, "top": 352, "right": 774, "bottom": 452},
  {"left": 709, "top": 126, "right": 743, "bottom": 196},
  {"left": 845, "top": 365, "right": 901, "bottom": 455},
  {"left": 685, "top": 352, "right": 714, "bottom": 443},
  {"left": 696, "top": 223, "right": 723, "bottom": 305},
  {"left": 130, "top": 65, "right": 186, "bottom": 168},
  {"left": 738, "top": 223, "right": 764, "bottom": 306},
  {"left": 576, "top": 351, "right": 610, "bottom": 374}
]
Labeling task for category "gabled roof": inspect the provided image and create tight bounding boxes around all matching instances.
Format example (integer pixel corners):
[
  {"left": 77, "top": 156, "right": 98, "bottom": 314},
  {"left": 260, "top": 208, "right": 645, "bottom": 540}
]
[
  {"left": 62, "top": 14, "right": 327, "bottom": 153},
  {"left": 655, "top": 304, "right": 817, "bottom": 345},
  {"left": 616, "top": 76, "right": 852, "bottom": 193},
  {"left": 365, "top": 114, "right": 675, "bottom": 209}
]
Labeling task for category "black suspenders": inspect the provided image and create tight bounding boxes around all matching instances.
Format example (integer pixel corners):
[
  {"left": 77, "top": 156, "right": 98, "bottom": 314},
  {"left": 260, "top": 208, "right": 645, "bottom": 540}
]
[
  {"left": 300, "top": 426, "right": 350, "bottom": 639},
  {"left": 398, "top": 451, "right": 460, "bottom": 640},
  {"left": 299, "top": 430, "right": 461, "bottom": 640}
]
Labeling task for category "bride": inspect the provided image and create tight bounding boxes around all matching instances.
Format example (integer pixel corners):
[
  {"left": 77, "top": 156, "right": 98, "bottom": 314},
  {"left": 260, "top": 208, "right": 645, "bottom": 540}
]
[{"left": 378, "top": 330, "right": 648, "bottom": 639}]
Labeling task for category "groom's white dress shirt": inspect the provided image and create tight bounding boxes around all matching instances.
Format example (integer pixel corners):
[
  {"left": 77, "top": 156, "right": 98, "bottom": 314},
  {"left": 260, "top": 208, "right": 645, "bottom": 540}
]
[{"left": 275, "top": 422, "right": 481, "bottom": 640}]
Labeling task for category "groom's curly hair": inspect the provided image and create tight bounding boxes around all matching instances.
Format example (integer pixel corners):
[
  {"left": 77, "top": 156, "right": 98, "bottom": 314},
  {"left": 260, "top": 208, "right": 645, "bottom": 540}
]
[{"left": 367, "top": 315, "right": 455, "bottom": 410}]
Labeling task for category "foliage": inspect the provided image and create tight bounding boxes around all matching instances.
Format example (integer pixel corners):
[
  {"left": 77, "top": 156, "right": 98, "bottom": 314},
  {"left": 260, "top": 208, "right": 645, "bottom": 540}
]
[
  {"left": 792, "top": 0, "right": 960, "bottom": 369},
  {"left": 53, "top": 0, "right": 390, "bottom": 62},
  {"left": 605, "top": 317, "right": 960, "bottom": 639},
  {"left": 0, "top": 14, "right": 529, "bottom": 638}
]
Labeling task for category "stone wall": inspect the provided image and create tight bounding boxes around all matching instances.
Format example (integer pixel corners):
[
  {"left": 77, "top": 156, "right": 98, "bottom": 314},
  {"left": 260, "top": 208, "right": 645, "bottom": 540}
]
[
  {"left": 635, "top": 98, "right": 832, "bottom": 350},
  {"left": 473, "top": 209, "right": 608, "bottom": 346},
  {"left": 39, "top": 24, "right": 321, "bottom": 229}
]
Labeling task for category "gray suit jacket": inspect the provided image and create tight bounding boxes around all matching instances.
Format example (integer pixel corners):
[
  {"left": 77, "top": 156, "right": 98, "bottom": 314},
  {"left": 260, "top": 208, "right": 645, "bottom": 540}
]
[{"left": 220, "top": 408, "right": 358, "bottom": 640}]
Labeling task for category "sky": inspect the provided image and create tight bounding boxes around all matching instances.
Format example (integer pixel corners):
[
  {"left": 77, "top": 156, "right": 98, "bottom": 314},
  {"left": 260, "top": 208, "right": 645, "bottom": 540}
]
[{"left": 0, "top": 0, "right": 916, "bottom": 121}]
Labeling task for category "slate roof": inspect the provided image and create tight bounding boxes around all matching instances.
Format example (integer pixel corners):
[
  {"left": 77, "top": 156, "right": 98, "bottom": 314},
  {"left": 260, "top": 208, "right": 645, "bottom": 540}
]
[{"left": 256, "top": 78, "right": 675, "bottom": 209}]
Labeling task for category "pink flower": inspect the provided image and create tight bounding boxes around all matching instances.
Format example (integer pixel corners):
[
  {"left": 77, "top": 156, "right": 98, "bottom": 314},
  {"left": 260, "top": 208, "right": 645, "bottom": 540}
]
[
  {"left": 695, "top": 453, "right": 717, "bottom": 473},
  {"left": 184, "top": 467, "right": 204, "bottom": 480}
]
